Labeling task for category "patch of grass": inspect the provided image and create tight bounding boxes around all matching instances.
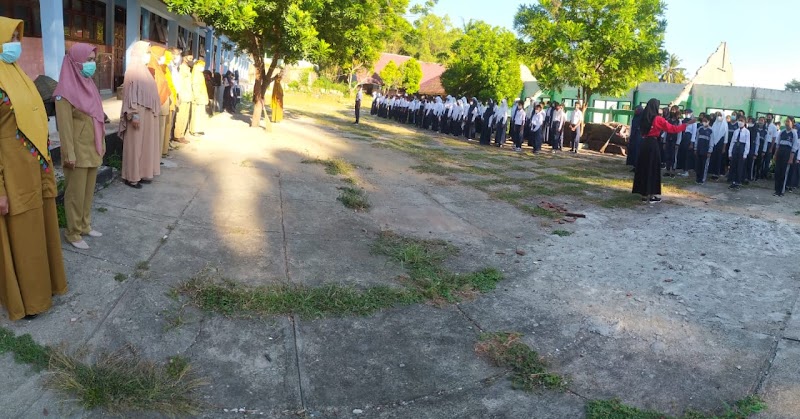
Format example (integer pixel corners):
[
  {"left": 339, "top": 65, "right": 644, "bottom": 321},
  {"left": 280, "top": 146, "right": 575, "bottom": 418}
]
[
  {"left": 552, "top": 230, "right": 572, "bottom": 237},
  {"left": 135, "top": 261, "right": 149, "bottom": 271},
  {"left": 179, "top": 232, "right": 503, "bottom": 318},
  {"left": 520, "top": 204, "right": 561, "bottom": 219},
  {"left": 47, "top": 348, "right": 206, "bottom": 416},
  {"left": 342, "top": 177, "right": 357, "bottom": 185},
  {"left": 585, "top": 395, "right": 766, "bottom": 419},
  {"left": 0, "top": 327, "right": 51, "bottom": 371},
  {"left": 301, "top": 157, "right": 355, "bottom": 176},
  {"left": 476, "top": 332, "right": 564, "bottom": 391},
  {"left": 239, "top": 159, "right": 255, "bottom": 168},
  {"left": 600, "top": 192, "right": 642, "bottom": 209},
  {"left": 114, "top": 273, "right": 127, "bottom": 282},
  {"left": 795, "top": 210, "right": 800, "bottom": 216},
  {"left": 96, "top": 207, "right": 108, "bottom": 213},
  {"left": 410, "top": 162, "right": 460, "bottom": 176},
  {"left": 56, "top": 201, "right": 67, "bottom": 228},
  {"left": 337, "top": 186, "right": 371, "bottom": 211},
  {"left": 106, "top": 152, "right": 122, "bottom": 171}
]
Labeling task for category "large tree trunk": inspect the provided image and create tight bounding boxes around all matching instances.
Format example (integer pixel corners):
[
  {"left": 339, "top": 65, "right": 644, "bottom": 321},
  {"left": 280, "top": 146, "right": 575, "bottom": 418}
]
[{"left": 250, "top": 42, "right": 281, "bottom": 128}]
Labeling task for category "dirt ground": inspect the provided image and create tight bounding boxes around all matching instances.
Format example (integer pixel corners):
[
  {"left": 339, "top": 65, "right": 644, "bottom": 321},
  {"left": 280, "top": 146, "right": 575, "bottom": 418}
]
[{"left": 1, "top": 95, "right": 799, "bottom": 418}]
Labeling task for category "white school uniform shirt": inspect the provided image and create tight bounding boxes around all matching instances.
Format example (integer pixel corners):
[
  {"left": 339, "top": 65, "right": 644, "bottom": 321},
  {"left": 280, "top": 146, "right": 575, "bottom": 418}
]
[
  {"left": 531, "top": 110, "right": 545, "bottom": 131},
  {"left": 727, "top": 127, "right": 750, "bottom": 158},
  {"left": 570, "top": 109, "right": 583, "bottom": 138},
  {"left": 514, "top": 108, "right": 526, "bottom": 125},
  {"left": 356, "top": 90, "right": 363, "bottom": 101},
  {"left": 768, "top": 123, "right": 779, "bottom": 147},
  {"left": 678, "top": 119, "right": 696, "bottom": 145}
]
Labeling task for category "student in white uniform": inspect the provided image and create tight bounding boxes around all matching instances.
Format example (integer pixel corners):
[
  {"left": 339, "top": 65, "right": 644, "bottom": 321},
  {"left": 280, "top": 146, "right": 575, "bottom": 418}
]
[
  {"left": 512, "top": 100, "right": 526, "bottom": 151},
  {"left": 529, "top": 103, "right": 545, "bottom": 153},
  {"left": 727, "top": 116, "right": 750, "bottom": 189},
  {"left": 773, "top": 117, "right": 800, "bottom": 196},
  {"left": 568, "top": 101, "right": 583, "bottom": 153}
]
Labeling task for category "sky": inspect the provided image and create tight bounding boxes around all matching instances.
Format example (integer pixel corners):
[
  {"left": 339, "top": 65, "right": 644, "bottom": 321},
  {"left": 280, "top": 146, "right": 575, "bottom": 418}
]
[{"left": 407, "top": 0, "right": 797, "bottom": 90}]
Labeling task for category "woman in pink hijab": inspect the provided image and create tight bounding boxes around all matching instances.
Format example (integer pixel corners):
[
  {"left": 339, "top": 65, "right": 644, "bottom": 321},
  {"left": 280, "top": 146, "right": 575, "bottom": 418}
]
[{"left": 54, "top": 43, "right": 106, "bottom": 250}]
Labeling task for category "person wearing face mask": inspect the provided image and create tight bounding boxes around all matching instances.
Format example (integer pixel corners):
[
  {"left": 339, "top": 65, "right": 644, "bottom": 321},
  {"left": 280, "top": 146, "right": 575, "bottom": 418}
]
[
  {"left": 753, "top": 117, "right": 770, "bottom": 180},
  {"left": 119, "top": 41, "right": 161, "bottom": 189},
  {"left": 548, "top": 102, "right": 566, "bottom": 152},
  {"left": 568, "top": 101, "right": 583, "bottom": 153},
  {"left": 662, "top": 106, "right": 681, "bottom": 177},
  {"left": 493, "top": 99, "right": 509, "bottom": 147},
  {"left": 693, "top": 115, "right": 714, "bottom": 184},
  {"left": 529, "top": 103, "right": 545, "bottom": 153},
  {"left": 147, "top": 45, "right": 173, "bottom": 158},
  {"left": 744, "top": 117, "right": 757, "bottom": 183},
  {"left": 54, "top": 43, "right": 106, "bottom": 250},
  {"left": 0, "top": 17, "right": 68, "bottom": 320},
  {"left": 772, "top": 117, "right": 799, "bottom": 196},
  {"left": 480, "top": 99, "right": 494, "bottom": 145},
  {"left": 173, "top": 53, "right": 193, "bottom": 144},
  {"left": 727, "top": 117, "right": 750, "bottom": 189},
  {"left": 167, "top": 48, "right": 182, "bottom": 145},
  {"left": 708, "top": 113, "right": 728, "bottom": 180},
  {"left": 676, "top": 108, "right": 695, "bottom": 177},
  {"left": 190, "top": 54, "right": 208, "bottom": 135}
]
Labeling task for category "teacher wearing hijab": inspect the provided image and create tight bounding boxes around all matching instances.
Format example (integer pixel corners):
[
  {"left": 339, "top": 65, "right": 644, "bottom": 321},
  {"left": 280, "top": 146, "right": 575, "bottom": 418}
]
[
  {"left": 0, "top": 17, "right": 68, "bottom": 320},
  {"left": 54, "top": 43, "right": 106, "bottom": 250},
  {"left": 633, "top": 98, "right": 695, "bottom": 203}
]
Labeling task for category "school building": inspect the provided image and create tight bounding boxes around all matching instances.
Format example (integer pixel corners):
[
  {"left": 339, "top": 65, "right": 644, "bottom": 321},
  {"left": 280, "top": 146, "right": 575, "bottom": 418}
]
[{"left": 2, "top": 0, "right": 252, "bottom": 93}]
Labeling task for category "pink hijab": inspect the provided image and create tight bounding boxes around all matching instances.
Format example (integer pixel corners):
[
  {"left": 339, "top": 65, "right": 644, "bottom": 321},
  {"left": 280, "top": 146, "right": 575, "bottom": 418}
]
[
  {"left": 53, "top": 43, "right": 105, "bottom": 155},
  {"left": 118, "top": 41, "right": 161, "bottom": 140}
]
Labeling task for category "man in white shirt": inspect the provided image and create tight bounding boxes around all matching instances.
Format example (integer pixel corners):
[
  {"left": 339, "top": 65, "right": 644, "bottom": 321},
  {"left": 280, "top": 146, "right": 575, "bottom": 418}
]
[
  {"left": 354, "top": 86, "right": 363, "bottom": 124},
  {"left": 529, "top": 103, "right": 545, "bottom": 153},
  {"left": 568, "top": 101, "right": 584, "bottom": 153},
  {"left": 727, "top": 116, "right": 750, "bottom": 188},
  {"left": 512, "top": 100, "right": 526, "bottom": 151}
]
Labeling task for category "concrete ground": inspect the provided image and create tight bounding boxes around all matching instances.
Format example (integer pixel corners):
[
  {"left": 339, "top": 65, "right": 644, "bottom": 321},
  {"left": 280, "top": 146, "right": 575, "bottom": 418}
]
[{"left": 1, "top": 101, "right": 800, "bottom": 419}]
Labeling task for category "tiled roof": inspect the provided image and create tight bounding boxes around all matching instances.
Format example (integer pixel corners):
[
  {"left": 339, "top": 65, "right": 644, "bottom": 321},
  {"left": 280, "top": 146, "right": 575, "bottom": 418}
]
[{"left": 359, "top": 53, "right": 446, "bottom": 94}]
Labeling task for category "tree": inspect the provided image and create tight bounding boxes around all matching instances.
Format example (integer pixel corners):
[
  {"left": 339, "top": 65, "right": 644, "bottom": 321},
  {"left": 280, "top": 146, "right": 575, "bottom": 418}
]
[
  {"left": 379, "top": 60, "right": 403, "bottom": 91},
  {"left": 440, "top": 21, "right": 522, "bottom": 101},
  {"left": 515, "top": 0, "right": 667, "bottom": 111},
  {"left": 404, "top": 13, "right": 463, "bottom": 64},
  {"left": 659, "top": 53, "right": 687, "bottom": 83},
  {"left": 785, "top": 79, "right": 800, "bottom": 92},
  {"left": 400, "top": 58, "right": 423, "bottom": 94}
]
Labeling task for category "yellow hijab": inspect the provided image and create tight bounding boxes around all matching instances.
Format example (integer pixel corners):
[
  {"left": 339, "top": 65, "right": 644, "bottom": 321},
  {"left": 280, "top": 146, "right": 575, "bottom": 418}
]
[
  {"left": 163, "top": 50, "right": 177, "bottom": 103},
  {"left": 0, "top": 17, "right": 50, "bottom": 162}
]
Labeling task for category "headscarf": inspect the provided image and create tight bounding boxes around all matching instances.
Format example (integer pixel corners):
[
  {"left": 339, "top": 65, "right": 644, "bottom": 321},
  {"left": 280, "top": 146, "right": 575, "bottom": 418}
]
[
  {"left": 53, "top": 43, "right": 105, "bottom": 155},
  {"left": 639, "top": 98, "right": 661, "bottom": 136},
  {"left": 467, "top": 97, "right": 477, "bottom": 120},
  {"left": 0, "top": 18, "right": 51, "bottom": 163},
  {"left": 147, "top": 44, "right": 170, "bottom": 105},
  {"left": 119, "top": 41, "right": 160, "bottom": 139},
  {"left": 163, "top": 50, "right": 177, "bottom": 104}
]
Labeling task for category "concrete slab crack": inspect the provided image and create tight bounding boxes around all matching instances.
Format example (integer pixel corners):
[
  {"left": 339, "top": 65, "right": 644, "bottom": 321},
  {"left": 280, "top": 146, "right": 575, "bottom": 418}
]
[{"left": 755, "top": 282, "right": 800, "bottom": 394}]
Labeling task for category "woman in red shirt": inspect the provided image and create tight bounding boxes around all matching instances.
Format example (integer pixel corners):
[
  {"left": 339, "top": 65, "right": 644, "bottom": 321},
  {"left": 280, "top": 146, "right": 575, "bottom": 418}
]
[{"left": 633, "top": 99, "right": 695, "bottom": 202}]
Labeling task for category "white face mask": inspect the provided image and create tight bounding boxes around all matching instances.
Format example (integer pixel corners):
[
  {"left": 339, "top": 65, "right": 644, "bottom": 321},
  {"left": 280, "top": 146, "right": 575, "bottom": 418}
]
[
  {"left": 717, "top": 116, "right": 723, "bottom": 122},
  {"left": 738, "top": 121, "right": 745, "bottom": 128},
  {"left": 747, "top": 123, "right": 754, "bottom": 128},
  {"left": 157, "top": 56, "right": 166, "bottom": 65},
  {"left": 703, "top": 122, "right": 709, "bottom": 127},
  {"left": 143, "top": 53, "right": 151, "bottom": 64}
]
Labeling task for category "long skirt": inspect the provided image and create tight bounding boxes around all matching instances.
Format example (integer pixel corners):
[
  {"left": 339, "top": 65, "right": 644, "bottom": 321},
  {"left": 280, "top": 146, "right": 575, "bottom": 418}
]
[
  {"left": 626, "top": 134, "right": 641, "bottom": 166},
  {"left": 480, "top": 121, "right": 492, "bottom": 145},
  {"left": 632, "top": 136, "right": 662, "bottom": 196},
  {"left": 708, "top": 141, "right": 725, "bottom": 176},
  {"left": 0, "top": 199, "right": 67, "bottom": 320},
  {"left": 122, "top": 108, "right": 161, "bottom": 183}
]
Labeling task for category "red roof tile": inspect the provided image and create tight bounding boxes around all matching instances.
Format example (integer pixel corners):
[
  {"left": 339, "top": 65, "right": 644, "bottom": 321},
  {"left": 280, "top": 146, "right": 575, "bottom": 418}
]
[{"left": 358, "top": 53, "right": 446, "bottom": 94}]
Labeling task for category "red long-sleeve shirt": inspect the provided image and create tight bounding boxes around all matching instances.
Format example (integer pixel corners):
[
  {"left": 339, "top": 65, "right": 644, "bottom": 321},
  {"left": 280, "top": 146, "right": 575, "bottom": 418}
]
[{"left": 645, "top": 115, "right": 687, "bottom": 137}]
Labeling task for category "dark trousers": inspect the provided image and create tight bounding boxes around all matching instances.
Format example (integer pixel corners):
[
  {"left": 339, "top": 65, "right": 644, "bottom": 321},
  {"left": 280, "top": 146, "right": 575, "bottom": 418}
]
[
  {"left": 664, "top": 138, "right": 677, "bottom": 171},
  {"left": 355, "top": 100, "right": 361, "bottom": 123},
  {"left": 695, "top": 152, "right": 710, "bottom": 183},
  {"left": 532, "top": 129, "right": 543, "bottom": 152},
  {"left": 513, "top": 124, "right": 523, "bottom": 148},
  {"left": 775, "top": 146, "right": 792, "bottom": 195},
  {"left": 728, "top": 144, "right": 745, "bottom": 185},
  {"left": 745, "top": 154, "right": 756, "bottom": 181}
]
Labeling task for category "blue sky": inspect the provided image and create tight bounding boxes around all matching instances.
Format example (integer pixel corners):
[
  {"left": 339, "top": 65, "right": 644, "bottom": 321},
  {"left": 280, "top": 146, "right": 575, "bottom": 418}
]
[{"left": 408, "top": 0, "right": 796, "bottom": 90}]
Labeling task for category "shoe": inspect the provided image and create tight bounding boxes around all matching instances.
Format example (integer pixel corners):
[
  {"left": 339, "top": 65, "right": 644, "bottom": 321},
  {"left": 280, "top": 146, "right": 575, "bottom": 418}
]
[
  {"left": 649, "top": 196, "right": 662, "bottom": 203},
  {"left": 696, "top": 181, "right": 703, "bottom": 185},
  {"left": 70, "top": 240, "right": 90, "bottom": 250},
  {"left": 124, "top": 180, "right": 142, "bottom": 189},
  {"left": 139, "top": 179, "right": 152, "bottom": 184},
  {"left": 88, "top": 230, "right": 103, "bottom": 237},
  {"left": 679, "top": 172, "right": 689, "bottom": 177},
  {"left": 787, "top": 188, "right": 794, "bottom": 193},
  {"left": 729, "top": 184, "right": 736, "bottom": 189},
  {"left": 23, "top": 314, "right": 38, "bottom": 320}
]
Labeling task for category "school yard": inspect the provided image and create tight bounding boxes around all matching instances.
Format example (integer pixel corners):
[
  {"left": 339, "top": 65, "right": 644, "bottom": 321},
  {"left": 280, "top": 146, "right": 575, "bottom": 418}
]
[{"left": 1, "top": 93, "right": 799, "bottom": 418}]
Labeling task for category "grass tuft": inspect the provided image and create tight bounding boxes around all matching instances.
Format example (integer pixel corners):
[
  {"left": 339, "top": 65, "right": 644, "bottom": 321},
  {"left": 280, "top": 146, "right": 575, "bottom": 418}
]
[
  {"left": 476, "top": 332, "right": 564, "bottom": 391},
  {"left": 337, "top": 187, "right": 371, "bottom": 211},
  {"left": 114, "top": 273, "right": 127, "bottom": 282},
  {"left": 552, "top": 230, "right": 572, "bottom": 237},
  {"left": 47, "top": 348, "right": 206, "bottom": 416},
  {"left": 302, "top": 157, "right": 355, "bottom": 176},
  {"left": 96, "top": 207, "right": 108, "bottom": 213},
  {"left": 56, "top": 201, "right": 67, "bottom": 228},
  {"left": 585, "top": 395, "right": 766, "bottom": 419},
  {"left": 0, "top": 327, "right": 50, "bottom": 371},
  {"left": 106, "top": 152, "right": 122, "bottom": 171}
]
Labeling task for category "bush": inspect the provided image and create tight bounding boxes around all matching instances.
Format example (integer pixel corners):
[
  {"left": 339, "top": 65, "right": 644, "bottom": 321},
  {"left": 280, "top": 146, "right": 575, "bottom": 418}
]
[
  {"left": 312, "top": 76, "right": 350, "bottom": 97},
  {"left": 288, "top": 81, "right": 301, "bottom": 91}
]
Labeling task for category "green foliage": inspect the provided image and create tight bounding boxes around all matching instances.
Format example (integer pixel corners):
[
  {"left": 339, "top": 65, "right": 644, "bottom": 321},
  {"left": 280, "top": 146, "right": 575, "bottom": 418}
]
[
  {"left": 398, "top": 10, "right": 463, "bottom": 64},
  {"left": 301, "top": 157, "right": 355, "bottom": 175},
  {"left": 0, "top": 327, "right": 51, "bottom": 371},
  {"left": 515, "top": 0, "right": 667, "bottom": 108},
  {"left": 476, "top": 332, "right": 565, "bottom": 391},
  {"left": 337, "top": 187, "right": 371, "bottom": 211},
  {"left": 380, "top": 60, "right": 404, "bottom": 91},
  {"left": 785, "top": 79, "right": 800, "bottom": 92},
  {"left": 441, "top": 21, "right": 523, "bottom": 101},
  {"left": 56, "top": 201, "right": 67, "bottom": 228},
  {"left": 585, "top": 396, "right": 766, "bottom": 419},
  {"left": 311, "top": 76, "right": 349, "bottom": 95},
  {"left": 106, "top": 152, "right": 122, "bottom": 170},
  {"left": 400, "top": 58, "right": 423, "bottom": 94},
  {"left": 660, "top": 53, "right": 687, "bottom": 84}
]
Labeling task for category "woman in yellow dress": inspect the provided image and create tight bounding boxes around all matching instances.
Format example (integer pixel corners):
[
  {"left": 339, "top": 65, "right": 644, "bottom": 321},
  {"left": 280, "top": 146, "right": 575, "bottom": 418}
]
[
  {"left": 271, "top": 74, "right": 284, "bottom": 123},
  {"left": 54, "top": 43, "right": 106, "bottom": 250},
  {"left": 0, "top": 17, "right": 68, "bottom": 320}
]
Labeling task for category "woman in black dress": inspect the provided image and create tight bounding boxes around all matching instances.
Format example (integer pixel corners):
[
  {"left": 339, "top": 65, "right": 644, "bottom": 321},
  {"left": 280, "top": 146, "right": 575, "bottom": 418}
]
[{"left": 633, "top": 99, "right": 695, "bottom": 203}]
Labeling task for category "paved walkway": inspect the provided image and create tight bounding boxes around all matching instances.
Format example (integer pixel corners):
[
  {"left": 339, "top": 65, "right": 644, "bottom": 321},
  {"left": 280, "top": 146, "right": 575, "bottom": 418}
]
[{"left": 1, "top": 107, "right": 799, "bottom": 418}]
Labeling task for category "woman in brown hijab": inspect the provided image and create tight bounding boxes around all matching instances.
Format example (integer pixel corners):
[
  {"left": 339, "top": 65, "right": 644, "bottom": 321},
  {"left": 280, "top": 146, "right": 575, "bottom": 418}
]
[
  {"left": 146, "top": 44, "right": 173, "bottom": 158},
  {"left": 271, "top": 73, "right": 284, "bottom": 123},
  {"left": 0, "top": 17, "right": 68, "bottom": 320},
  {"left": 119, "top": 41, "right": 161, "bottom": 188}
]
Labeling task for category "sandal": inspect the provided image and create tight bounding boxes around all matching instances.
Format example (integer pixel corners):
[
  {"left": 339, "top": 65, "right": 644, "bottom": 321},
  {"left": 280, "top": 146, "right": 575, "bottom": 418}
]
[{"left": 124, "top": 180, "right": 142, "bottom": 189}]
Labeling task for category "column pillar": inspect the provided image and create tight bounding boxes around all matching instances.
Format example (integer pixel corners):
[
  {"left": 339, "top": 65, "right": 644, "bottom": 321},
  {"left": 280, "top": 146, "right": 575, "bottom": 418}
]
[
  {"left": 140, "top": 9, "right": 151, "bottom": 40},
  {"left": 204, "top": 27, "right": 214, "bottom": 70},
  {"left": 40, "top": 0, "right": 66, "bottom": 80},
  {"left": 192, "top": 28, "right": 200, "bottom": 58},
  {"left": 105, "top": 0, "right": 115, "bottom": 46},
  {"left": 167, "top": 19, "right": 178, "bottom": 48},
  {"left": 124, "top": 0, "right": 141, "bottom": 71}
]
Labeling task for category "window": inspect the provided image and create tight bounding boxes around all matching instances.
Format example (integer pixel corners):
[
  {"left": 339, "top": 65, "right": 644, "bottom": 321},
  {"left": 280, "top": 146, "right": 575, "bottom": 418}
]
[
  {"left": 64, "top": 0, "right": 106, "bottom": 43},
  {"left": 707, "top": 108, "right": 739, "bottom": 119},
  {"left": 147, "top": 12, "right": 168, "bottom": 44},
  {"left": 0, "top": 0, "right": 41, "bottom": 37}
]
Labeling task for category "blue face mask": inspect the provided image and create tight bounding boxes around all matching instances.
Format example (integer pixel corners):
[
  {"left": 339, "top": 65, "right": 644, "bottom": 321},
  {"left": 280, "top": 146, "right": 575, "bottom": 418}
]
[
  {"left": 0, "top": 42, "right": 21, "bottom": 64},
  {"left": 81, "top": 61, "right": 96, "bottom": 78}
]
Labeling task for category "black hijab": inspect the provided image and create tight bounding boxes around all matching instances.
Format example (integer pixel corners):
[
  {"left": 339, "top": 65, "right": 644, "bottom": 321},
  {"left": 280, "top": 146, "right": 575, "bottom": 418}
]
[
  {"left": 483, "top": 99, "right": 495, "bottom": 119},
  {"left": 468, "top": 97, "right": 478, "bottom": 117},
  {"left": 640, "top": 98, "right": 661, "bottom": 136}
]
